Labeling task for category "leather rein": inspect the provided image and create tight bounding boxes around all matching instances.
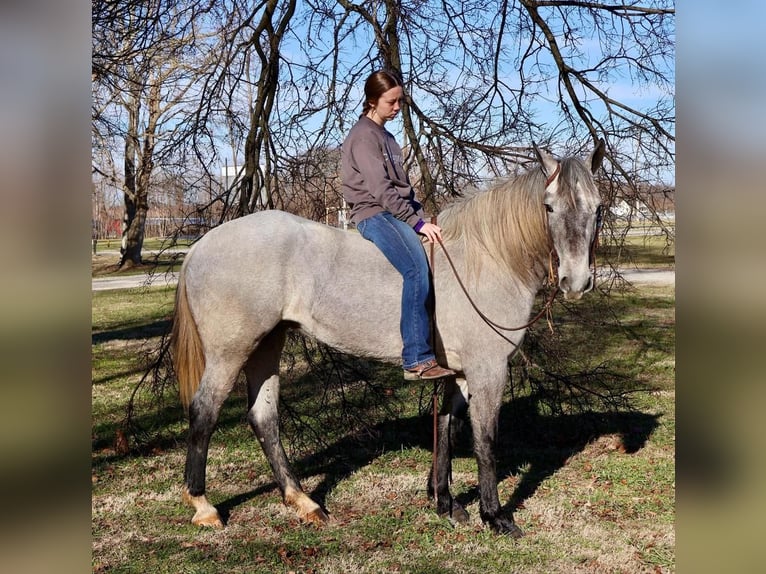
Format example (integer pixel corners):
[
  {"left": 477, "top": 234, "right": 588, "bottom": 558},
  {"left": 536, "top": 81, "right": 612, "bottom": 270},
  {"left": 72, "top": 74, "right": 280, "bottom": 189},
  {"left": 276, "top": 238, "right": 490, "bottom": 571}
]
[
  {"left": 427, "top": 161, "right": 603, "bottom": 504},
  {"left": 430, "top": 161, "right": 564, "bottom": 343}
]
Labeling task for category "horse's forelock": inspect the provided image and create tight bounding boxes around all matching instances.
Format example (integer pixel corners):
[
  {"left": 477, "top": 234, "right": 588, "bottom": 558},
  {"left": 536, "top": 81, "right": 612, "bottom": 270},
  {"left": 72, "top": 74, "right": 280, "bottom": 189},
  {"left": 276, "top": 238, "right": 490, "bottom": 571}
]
[
  {"left": 558, "top": 157, "right": 600, "bottom": 208},
  {"left": 439, "top": 168, "right": 551, "bottom": 287}
]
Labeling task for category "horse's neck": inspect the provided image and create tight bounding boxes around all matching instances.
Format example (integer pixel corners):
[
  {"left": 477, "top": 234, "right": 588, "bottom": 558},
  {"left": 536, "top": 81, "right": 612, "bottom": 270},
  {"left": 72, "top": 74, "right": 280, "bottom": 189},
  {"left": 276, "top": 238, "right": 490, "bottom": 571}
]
[
  {"left": 436, "top": 223, "right": 551, "bottom": 296},
  {"left": 433, "top": 238, "right": 544, "bottom": 301}
]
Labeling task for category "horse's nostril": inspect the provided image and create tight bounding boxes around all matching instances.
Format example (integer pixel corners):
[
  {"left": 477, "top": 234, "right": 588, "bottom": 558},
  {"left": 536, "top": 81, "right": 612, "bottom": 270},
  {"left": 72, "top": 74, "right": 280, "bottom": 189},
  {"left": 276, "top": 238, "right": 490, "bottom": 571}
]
[{"left": 559, "top": 276, "right": 570, "bottom": 292}]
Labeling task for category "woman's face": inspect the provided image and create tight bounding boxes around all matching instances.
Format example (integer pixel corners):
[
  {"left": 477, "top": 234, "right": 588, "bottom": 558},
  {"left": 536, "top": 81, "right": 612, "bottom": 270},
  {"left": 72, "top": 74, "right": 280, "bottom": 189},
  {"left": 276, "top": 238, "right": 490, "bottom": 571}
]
[{"left": 370, "top": 86, "right": 403, "bottom": 124}]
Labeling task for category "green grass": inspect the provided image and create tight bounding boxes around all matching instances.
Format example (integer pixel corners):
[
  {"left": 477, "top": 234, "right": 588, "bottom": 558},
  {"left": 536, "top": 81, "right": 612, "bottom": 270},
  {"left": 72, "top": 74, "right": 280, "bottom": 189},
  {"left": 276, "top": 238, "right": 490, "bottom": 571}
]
[
  {"left": 600, "top": 231, "right": 675, "bottom": 268},
  {"left": 92, "top": 280, "right": 675, "bottom": 573}
]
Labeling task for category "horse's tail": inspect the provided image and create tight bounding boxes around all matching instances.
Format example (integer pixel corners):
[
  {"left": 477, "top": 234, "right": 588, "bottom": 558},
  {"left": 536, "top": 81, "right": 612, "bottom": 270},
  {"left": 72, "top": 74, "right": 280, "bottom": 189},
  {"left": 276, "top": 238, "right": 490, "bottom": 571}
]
[{"left": 171, "top": 265, "right": 205, "bottom": 412}]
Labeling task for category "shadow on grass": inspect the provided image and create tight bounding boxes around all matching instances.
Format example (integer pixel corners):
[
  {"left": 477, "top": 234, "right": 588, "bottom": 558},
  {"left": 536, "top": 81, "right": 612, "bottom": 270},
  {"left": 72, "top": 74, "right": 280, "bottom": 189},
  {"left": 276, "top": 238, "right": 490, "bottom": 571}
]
[
  {"left": 496, "top": 395, "right": 659, "bottom": 514},
  {"left": 208, "top": 389, "right": 659, "bottom": 526},
  {"left": 92, "top": 318, "right": 172, "bottom": 346},
  {"left": 92, "top": 285, "right": 669, "bottom": 527},
  {"left": 92, "top": 349, "right": 660, "bottom": 526}
]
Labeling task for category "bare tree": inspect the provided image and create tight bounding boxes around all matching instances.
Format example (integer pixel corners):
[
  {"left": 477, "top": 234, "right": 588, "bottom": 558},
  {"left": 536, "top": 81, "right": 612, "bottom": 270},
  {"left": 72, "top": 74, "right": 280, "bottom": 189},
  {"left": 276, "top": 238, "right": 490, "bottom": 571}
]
[
  {"left": 92, "top": 0, "right": 219, "bottom": 267},
  {"left": 199, "top": 0, "right": 674, "bottom": 229},
  {"left": 97, "top": 1, "right": 675, "bottom": 440},
  {"left": 95, "top": 0, "right": 674, "bottom": 249}
]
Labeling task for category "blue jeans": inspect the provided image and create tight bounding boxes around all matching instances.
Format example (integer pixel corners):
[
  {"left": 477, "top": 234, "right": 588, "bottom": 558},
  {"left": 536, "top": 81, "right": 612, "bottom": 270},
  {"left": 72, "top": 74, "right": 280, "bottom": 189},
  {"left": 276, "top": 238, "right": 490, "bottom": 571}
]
[{"left": 357, "top": 212, "right": 434, "bottom": 368}]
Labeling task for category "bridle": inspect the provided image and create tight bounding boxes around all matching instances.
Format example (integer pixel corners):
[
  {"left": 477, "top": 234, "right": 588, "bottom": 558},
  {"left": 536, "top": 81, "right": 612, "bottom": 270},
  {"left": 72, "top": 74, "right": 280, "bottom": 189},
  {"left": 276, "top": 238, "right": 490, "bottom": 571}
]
[{"left": 544, "top": 162, "right": 561, "bottom": 188}]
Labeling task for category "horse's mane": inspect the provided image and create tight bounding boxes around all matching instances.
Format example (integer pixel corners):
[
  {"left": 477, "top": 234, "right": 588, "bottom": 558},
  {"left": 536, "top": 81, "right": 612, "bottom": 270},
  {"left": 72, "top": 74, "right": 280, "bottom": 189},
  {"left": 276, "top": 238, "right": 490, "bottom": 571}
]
[{"left": 438, "top": 166, "right": 552, "bottom": 288}]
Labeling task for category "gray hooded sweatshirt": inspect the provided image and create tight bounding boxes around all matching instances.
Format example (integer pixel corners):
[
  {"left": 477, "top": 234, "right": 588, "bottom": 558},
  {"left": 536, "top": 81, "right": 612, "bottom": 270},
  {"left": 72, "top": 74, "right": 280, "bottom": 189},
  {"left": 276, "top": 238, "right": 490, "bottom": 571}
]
[{"left": 340, "top": 116, "right": 425, "bottom": 228}]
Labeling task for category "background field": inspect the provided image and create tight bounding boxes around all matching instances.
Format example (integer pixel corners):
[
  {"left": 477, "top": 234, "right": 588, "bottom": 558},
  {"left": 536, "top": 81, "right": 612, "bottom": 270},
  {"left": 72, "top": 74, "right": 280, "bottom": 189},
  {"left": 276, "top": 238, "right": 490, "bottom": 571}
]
[{"left": 92, "top": 241, "right": 674, "bottom": 573}]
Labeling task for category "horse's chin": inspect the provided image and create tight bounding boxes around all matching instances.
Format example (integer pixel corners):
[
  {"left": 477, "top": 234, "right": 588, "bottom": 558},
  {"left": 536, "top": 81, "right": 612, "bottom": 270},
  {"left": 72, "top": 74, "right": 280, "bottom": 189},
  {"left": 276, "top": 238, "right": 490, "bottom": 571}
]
[{"left": 563, "top": 290, "right": 584, "bottom": 301}]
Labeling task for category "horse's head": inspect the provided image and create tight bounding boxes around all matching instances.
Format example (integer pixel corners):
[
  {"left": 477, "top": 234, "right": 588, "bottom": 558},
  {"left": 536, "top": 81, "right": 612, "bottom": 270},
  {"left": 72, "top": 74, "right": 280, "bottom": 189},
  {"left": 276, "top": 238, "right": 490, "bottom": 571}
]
[{"left": 535, "top": 139, "right": 605, "bottom": 300}]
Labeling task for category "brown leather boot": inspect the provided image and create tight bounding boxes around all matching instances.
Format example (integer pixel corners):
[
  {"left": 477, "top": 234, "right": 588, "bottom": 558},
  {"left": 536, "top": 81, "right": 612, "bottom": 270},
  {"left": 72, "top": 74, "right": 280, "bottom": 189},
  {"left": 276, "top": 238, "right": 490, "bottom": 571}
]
[{"left": 403, "top": 359, "right": 456, "bottom": 381}]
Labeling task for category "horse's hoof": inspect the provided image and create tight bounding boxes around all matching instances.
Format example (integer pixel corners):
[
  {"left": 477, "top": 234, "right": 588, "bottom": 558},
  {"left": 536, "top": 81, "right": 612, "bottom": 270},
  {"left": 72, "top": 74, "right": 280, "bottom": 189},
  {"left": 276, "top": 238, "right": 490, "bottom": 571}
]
[
  {"left": 439, "top": 502, "right": 469, "bottom": 525},
  {"left": 191, "top": 510, "right": 224, "bottom": 529},
  {"left": 303, "top": 507, "right": 330, "bottom": 524},
  {"left": 285, "top": 487, "right": 330, "bottom": 525},
  {"left": 490, "top": 516, "right": 524, "bottom": 538},
  {"left": 183, "top": 489, "right": 224, "bottom": 529}
]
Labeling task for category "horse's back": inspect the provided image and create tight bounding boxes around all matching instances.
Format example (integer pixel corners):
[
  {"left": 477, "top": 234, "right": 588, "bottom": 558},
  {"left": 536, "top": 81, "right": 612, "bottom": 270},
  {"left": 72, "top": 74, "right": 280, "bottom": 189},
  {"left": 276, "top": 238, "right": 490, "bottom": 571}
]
[
  {"left": 181, "top": 211, "right": 404, "bottom": 361},
  {"left": 183, "top": 211, "right": 350, "bottom": 305}
]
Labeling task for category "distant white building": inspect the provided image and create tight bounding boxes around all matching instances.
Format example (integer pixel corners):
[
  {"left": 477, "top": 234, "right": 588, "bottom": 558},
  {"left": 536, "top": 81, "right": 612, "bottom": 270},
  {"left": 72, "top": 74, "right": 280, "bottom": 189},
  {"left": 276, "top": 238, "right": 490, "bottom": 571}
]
[{"left": 220, "top": 162, "right": 268, "bottom": 206}]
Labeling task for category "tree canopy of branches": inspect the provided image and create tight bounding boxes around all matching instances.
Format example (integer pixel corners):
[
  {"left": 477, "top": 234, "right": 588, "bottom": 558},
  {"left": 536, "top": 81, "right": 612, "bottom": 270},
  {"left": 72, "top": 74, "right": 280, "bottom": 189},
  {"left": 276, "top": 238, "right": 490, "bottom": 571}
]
[
  {"left": 94, "top": 0, "right": 674, "bottom": 446},
  {"left": 92, "top": 0, "right": 221, "bottom": 265},
  {"left": 93, "top": 0, "right": 674, "bottom": 261}
]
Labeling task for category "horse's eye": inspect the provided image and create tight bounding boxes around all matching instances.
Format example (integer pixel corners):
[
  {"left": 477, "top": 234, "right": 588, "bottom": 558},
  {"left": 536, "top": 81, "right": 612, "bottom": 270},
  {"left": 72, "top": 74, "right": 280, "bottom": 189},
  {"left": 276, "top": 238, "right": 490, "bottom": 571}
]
[{"left": 544, "top": 204, "right": 553, "bottom": 213}]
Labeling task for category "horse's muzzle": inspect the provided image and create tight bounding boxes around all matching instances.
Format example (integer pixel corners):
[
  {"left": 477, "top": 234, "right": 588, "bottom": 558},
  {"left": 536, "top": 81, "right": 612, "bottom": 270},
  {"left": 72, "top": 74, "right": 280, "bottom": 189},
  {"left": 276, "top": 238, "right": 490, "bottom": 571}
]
[{"left": 559, "top": 274, "right": 594, "bottom": 300}]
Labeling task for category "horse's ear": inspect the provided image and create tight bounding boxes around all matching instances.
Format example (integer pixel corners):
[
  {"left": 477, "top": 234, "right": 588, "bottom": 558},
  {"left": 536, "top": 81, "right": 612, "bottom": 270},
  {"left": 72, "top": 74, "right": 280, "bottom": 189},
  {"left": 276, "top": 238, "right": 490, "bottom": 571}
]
[
  {"left": 589, "top": 138, "right": 606, "bottom": 174},
  {"left": 532, "top": 142, "right": 559, "bottom": 178}
]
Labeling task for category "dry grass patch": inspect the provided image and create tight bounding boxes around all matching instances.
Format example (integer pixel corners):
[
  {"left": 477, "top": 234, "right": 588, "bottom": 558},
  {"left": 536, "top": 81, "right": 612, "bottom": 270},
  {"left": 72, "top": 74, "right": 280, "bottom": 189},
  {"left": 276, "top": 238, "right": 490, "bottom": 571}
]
[{"left": 92, "top": 276, "right": 674, "bottom": 573}]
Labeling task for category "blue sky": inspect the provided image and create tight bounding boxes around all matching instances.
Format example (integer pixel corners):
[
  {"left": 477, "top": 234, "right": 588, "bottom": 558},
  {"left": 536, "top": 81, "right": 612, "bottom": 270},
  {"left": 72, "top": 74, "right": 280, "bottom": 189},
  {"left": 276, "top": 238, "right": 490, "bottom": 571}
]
[
  {"left": 680, "top": 1, "right": 765, "bottom": 155},
  {"left": 216, "top": 3, "right": 676, "bottom": 184}
]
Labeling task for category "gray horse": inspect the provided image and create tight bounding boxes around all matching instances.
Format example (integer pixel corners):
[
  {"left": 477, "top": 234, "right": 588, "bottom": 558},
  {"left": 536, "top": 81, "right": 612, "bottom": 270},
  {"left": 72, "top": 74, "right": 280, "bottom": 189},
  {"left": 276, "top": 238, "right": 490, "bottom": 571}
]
[{"left": 172, "top": 140, "right": 605, "bottom": 536}]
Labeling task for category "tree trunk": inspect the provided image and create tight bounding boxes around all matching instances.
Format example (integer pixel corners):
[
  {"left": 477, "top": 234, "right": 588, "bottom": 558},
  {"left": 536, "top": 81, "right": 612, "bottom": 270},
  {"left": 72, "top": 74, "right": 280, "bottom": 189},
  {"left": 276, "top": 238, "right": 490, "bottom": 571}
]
[
  {"left": 121, "top": 199, "right": 147, "bottom": 267},
  {"left": 120, "top": 77, "right": 159, "bottom": 268},
  {"left": 120, "top": 86, "right": 141, "bottom": 267},
  {"left": 238, "top": 0, "right": 296, "bottom": 216}
]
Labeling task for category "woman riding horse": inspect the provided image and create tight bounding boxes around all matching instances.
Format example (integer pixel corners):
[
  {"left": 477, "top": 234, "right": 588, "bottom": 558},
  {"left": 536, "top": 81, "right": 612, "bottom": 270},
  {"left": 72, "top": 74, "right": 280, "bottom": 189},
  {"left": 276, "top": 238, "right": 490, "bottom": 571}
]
[{"left": 340, "top": 69, "right": 454, "bottom": 381}]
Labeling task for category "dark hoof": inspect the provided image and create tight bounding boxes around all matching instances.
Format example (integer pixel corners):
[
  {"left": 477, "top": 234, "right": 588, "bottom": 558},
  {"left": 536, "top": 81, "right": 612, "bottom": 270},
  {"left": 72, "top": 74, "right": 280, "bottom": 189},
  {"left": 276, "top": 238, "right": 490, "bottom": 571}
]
[
  {"left": 439, "top": 501, "right": 470, "bottom": 525},
  {"left": 490, "top": 516, "right": 524, "bottom": 538}
]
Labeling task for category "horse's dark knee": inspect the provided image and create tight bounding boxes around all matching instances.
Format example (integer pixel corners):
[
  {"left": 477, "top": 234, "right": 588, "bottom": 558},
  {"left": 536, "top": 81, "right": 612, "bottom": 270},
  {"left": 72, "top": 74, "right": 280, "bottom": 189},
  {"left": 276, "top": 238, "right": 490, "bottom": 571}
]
[{"left": 188, "top": 399, "right": 219, "bottom": 438}]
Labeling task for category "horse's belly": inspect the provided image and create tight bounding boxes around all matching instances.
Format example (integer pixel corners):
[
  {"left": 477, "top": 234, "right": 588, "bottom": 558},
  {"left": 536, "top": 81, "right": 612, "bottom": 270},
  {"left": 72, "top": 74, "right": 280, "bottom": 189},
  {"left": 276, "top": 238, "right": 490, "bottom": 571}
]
[
  {"left": 306, "top": 322, "right": 402, "bottom": 362},
  {"left": 286, "top": 288, "right": 403, "bottom": 363}
]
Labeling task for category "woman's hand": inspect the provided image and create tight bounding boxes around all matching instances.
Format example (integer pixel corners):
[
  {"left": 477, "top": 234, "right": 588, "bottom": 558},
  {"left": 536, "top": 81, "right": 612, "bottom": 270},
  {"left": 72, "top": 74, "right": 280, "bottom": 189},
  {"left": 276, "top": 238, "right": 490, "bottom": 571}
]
[{"left": 417, "top": 221, "right": 444, "bottom": 244}]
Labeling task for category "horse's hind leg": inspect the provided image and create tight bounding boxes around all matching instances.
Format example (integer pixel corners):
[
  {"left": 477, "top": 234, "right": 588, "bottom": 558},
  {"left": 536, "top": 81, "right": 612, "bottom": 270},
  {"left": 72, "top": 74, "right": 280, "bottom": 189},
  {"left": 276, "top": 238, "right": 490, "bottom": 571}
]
[
  {"left": 428, "top": 378, "right": 470, "bottom": 524},
  {"left": 244, "top": 327, "right": 330, "bottom": 525},
  {"left": 183, "top": 357, "right": 243, "bottom": 528}
]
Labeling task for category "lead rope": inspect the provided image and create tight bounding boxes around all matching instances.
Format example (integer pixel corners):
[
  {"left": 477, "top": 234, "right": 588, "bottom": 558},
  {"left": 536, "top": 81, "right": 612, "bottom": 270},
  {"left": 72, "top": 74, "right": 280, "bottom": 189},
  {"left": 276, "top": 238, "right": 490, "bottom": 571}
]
[
  {"left": 435, "top": 237, "right": 560, "bottom": 339},
  {"left": 428, "top": 215, "right": 440, "bottom": 505}
]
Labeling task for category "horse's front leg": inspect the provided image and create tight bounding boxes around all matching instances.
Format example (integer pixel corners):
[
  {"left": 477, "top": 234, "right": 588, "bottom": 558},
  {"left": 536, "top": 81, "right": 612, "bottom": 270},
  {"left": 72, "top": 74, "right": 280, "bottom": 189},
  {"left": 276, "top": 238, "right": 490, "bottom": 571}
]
[
  {"left": 428, "top": 378, "right": 470, "bottom": 524},
  {"left": 468, "top": 372, "right": 524, "bottom": 538}
]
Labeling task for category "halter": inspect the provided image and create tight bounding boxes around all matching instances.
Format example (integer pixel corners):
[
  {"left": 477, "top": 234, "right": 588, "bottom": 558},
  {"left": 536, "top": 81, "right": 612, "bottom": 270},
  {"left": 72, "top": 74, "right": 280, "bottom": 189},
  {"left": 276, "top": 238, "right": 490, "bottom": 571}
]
[{"left": 544, "top": 162, "right": 561, "bottom": 188}]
